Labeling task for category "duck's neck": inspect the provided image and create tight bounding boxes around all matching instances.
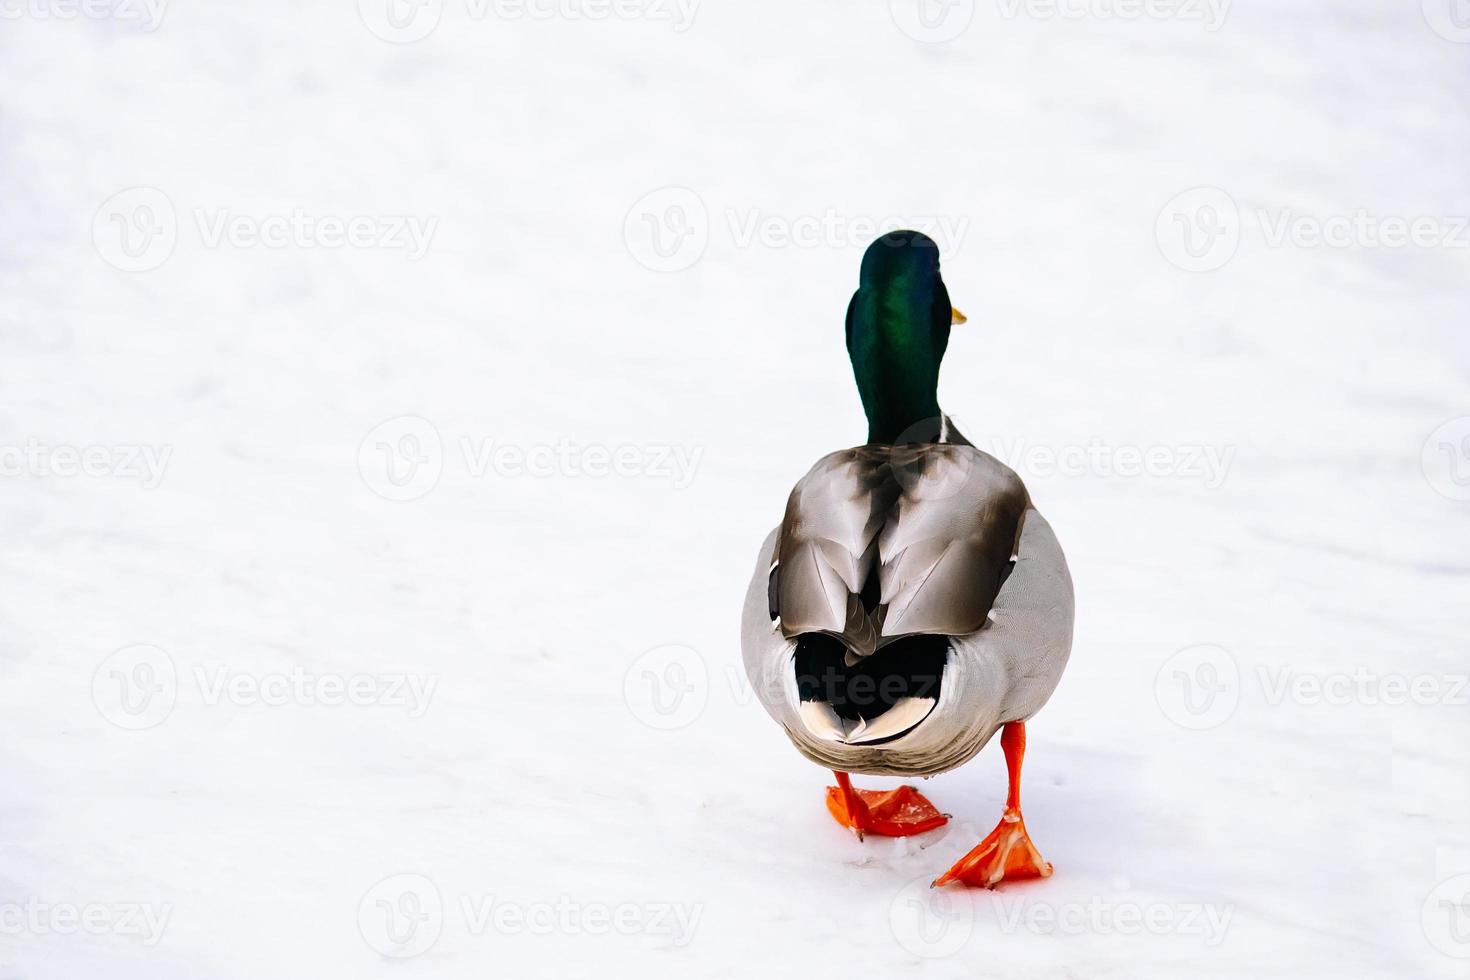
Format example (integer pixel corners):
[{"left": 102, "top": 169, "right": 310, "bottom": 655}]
[
  {"left": 862, "top": 390, "right": 944, "bottom": 445},
  {"left": 849, "top": 316, "right": 944, "bottom": 445}
]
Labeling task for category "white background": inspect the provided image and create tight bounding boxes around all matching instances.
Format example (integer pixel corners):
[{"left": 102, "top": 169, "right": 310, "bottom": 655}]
[{"left": 1, "top": 0, "right": 1468, "bottom": 977}]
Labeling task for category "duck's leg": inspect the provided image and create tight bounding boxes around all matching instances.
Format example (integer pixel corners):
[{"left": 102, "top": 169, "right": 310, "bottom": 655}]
[
  {"left": 825, "top": 771, "right": 948, "bottom": 839},
  {"left": 933, "top": 721, "right": 1053, "bottom": 888}
]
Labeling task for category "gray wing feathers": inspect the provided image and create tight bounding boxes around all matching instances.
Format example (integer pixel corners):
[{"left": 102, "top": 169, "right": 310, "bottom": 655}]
[
  {"left": 976, "top": 507, "right": 1075, "bottom": 723},
  {"left": 773, "top": 445, "right": 1029, "bottom": 660}
]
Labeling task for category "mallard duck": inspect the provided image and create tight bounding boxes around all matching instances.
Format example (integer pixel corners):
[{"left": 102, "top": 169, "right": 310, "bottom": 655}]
[{"left": 740, "top": 230, "right": 1074, "bottom": 888}]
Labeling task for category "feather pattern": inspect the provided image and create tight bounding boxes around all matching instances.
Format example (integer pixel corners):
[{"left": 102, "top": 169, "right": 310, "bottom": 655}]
[
  {"left": 772, "top": 438, "right": 1029, "bottom": 661},
  {"left": 743, "top": 428, "right": 1074, "bottom": 777}
]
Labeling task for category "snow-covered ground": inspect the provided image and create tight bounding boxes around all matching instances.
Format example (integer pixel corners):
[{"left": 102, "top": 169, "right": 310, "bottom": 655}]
[{"left": 2, "top": 1, "right": 1468, "bottom": 977}]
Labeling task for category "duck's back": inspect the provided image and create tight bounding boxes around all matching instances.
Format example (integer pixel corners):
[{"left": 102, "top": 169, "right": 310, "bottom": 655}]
[{"left": 771, "top": 442, "right": 1030, "bottom": 659}]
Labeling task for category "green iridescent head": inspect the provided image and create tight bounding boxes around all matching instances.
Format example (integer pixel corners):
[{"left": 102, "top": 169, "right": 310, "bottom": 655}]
[{"left": 845, "top": 230, "right": 965, "bottom": 445}]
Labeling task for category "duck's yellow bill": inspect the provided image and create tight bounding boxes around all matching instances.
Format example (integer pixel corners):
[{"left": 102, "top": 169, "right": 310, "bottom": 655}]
[{"left": 951, "top": 307, "right": 968, "bottom": 325}]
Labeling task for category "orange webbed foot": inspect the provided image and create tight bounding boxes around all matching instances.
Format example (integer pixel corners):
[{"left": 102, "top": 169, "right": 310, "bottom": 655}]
[
  {"left": 932, "top": 721, "right": 1054, "bottom": 888},
  {"left": 932, "top": 806, "right": 1052, "bottom": 888},
  {"left": 826, "top": 772, "right": 948, "bottom": 839}
]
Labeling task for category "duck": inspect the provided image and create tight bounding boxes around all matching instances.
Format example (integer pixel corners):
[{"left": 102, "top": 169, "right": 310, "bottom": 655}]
[{"left": 740, "top": 230, "right": 1075, "bottom": 888}]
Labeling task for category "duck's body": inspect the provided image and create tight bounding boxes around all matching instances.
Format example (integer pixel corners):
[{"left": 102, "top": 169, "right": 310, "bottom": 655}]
[
  {"left": 739, "top": 231, "right": 1075, "bottom": 888},
  {"left": 741, "top": 436, "right": 1074, "bottom": 776}
]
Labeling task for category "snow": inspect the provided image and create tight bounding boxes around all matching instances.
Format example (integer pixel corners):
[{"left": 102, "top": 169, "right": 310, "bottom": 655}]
[{"left": 1, "top": 1, "right": 1468, "bottom": 977}]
